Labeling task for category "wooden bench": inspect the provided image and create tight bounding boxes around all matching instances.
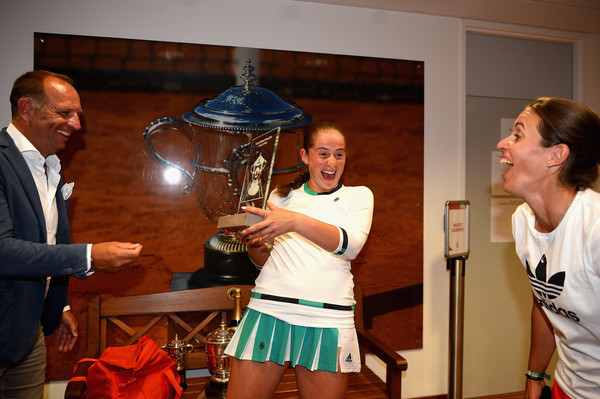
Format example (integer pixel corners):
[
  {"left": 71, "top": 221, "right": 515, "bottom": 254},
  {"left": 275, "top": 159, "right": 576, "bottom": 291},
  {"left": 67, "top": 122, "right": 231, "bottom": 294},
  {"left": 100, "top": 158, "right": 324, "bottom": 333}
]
[{"left": 64, "top": 283, "right": 407, "bottom": 398}]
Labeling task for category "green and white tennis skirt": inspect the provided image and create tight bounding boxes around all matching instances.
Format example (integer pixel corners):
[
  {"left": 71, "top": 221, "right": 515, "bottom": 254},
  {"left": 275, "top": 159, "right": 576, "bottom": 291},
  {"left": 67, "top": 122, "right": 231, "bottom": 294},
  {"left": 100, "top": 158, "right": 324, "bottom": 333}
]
[{"left": 224, "top": 308, "right": 361, "bottom": 373}]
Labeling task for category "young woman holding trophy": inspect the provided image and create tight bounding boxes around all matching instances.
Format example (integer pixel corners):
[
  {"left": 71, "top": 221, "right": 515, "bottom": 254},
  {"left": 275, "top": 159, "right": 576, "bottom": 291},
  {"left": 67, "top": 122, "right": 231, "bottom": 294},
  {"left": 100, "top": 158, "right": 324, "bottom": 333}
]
[{"left": 223, "top": 120, "right": 374, "bottom": 399}]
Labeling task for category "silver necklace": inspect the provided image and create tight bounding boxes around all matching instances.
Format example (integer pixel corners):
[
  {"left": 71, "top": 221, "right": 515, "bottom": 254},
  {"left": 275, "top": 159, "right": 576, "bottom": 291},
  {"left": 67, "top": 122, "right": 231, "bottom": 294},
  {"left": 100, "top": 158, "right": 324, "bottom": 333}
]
[{"left": 535, "top": 233, "right": 555, "bottom": 267}]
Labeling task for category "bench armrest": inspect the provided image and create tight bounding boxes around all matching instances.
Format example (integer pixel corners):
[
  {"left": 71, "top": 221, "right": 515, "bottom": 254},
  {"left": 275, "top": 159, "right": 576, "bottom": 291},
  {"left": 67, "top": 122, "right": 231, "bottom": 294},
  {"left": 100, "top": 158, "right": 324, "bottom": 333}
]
[
  {"left": 357, "top": 329, "right": 408, "bottom": 372},
  {"left": 356, "top": 328, "right": 407, "bottom": 399}
]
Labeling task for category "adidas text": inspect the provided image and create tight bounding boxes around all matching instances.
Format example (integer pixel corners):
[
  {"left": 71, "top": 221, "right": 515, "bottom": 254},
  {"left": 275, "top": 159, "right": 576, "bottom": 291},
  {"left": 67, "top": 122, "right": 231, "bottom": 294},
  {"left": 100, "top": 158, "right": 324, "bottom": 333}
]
[{"left": 538, "top": 298, "right": 580, "bottom": 322}]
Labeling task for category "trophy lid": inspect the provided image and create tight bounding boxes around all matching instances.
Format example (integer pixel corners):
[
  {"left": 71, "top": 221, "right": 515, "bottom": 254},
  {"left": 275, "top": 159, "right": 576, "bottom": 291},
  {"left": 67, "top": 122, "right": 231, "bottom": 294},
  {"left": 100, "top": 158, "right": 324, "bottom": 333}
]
[
  {"left": 164, "top": 334, "right": 187, "bottom": 348},
  {"left": 182, "top": 59, "right": 312, "bottom": 132},
  {"left": 205, "top": 320, "right": 234, "bottom": 345}
]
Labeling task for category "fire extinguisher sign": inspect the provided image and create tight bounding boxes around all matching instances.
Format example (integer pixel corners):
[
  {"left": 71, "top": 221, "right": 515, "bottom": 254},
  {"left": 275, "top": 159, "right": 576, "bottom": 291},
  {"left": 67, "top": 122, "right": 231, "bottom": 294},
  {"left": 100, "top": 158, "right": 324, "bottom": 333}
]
[{"left": 444, "top": 200, "right": 470, "bottom": 259}]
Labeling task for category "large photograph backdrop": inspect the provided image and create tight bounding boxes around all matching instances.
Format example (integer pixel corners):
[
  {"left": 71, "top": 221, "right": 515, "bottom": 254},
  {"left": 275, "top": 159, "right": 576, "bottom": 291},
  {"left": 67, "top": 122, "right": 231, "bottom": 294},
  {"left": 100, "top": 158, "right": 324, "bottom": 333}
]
[{"left": 34, "top": 33, "right": 424, "bottom": 380}]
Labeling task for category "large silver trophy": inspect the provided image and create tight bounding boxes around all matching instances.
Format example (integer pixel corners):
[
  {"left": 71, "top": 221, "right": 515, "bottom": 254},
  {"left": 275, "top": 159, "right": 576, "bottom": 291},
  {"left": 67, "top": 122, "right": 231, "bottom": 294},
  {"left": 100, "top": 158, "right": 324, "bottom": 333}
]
[{"left": 143, "top": 60, "right": 312, "bottom": 286}]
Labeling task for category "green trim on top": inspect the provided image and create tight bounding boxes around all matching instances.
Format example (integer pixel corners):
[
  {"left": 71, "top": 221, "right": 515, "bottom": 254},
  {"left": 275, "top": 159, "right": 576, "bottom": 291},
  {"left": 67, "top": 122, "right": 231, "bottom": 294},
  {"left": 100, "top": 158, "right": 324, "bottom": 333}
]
[
  {"left": 304, "top": 183, "right": 319, "bottom": 196},
  {"left": 303, "top": 182, "right": 343, "bottom": 196}
]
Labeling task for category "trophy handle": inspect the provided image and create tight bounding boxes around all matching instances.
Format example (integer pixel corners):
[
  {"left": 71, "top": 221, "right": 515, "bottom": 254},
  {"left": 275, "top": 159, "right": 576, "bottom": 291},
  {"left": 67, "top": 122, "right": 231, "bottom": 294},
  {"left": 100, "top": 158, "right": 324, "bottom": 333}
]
[
  {"left": 272, "top": 130, "right": 304, "bottom": 175},
  {"left": 186, "top": 343, "right": 194, "bottom": 354},
  {"left": 143, "top": 116, "right": 197, "bottom": 194}
]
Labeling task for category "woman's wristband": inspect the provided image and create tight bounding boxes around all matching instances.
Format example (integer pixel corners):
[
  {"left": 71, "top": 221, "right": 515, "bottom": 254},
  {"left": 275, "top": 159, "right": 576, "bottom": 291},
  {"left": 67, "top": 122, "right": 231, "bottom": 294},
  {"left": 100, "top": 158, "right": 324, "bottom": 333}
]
[{"left": 525, "top": 370, "right": 550, "bottom": 381}]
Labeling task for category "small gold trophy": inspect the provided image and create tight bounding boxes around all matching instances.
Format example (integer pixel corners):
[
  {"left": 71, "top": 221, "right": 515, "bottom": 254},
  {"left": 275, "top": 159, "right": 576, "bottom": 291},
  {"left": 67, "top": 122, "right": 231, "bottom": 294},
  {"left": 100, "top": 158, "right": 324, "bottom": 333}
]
[
  {"left": 204, "top": 316, "right": 234, "bottom": 398},
  {"left": 161, "top": 335, "right": 194, "bottom": 389}
]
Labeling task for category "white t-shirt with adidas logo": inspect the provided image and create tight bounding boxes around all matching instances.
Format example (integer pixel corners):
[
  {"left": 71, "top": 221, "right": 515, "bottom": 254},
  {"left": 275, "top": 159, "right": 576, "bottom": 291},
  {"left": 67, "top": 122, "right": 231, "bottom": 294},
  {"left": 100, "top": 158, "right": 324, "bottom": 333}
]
[{"left": 513, "top": 188, "right": 600, "bottom": 398}]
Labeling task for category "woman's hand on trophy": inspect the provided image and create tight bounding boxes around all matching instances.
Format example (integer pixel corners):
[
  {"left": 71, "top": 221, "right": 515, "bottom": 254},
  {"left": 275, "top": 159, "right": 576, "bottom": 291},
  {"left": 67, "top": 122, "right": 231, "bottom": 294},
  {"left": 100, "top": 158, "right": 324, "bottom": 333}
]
[
  {"left": 228, "top": 229, "right": 263, "bottom": 249},
  {"left": 226, "top": 229, "right": 253, "bottom": 245},
  {"left": 240, "top": 201, "right": 300, "bottom": 242},
  {"left": 242, "top": 201, "right": 341, "bottom": 253}
]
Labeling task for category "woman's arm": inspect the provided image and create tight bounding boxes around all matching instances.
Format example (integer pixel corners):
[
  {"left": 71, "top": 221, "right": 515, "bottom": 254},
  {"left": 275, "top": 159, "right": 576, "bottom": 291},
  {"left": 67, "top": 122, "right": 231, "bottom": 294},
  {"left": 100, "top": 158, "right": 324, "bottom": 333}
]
[
  {"left": 239, "top": 201, "right": 345, "bottom": 252},
  {"left": 227, "top": 200, "right": 341, "bottom": 268},
  {"left": 525, "top": 294, "right": 555, "bottom": 399},
  {"left": 237, "top": 231, "right": 272, "bottom": 267},
  {"left": 239, "top": 187, "right": 374, "bottom": 257}
]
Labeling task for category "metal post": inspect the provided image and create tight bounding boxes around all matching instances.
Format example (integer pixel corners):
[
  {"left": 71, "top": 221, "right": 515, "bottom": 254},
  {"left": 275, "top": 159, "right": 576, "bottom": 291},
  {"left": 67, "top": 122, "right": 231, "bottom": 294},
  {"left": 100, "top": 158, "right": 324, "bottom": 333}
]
[{"left": 448, "top": 257, "right": 465, "bottom": 399}]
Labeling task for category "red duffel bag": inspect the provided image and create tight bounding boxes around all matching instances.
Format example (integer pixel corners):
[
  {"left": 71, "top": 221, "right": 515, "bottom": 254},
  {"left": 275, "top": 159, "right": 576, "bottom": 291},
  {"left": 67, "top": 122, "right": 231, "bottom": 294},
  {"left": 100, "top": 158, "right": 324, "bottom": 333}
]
[{"left": 70, "top": 335, "right": 183, "bottom": 399}]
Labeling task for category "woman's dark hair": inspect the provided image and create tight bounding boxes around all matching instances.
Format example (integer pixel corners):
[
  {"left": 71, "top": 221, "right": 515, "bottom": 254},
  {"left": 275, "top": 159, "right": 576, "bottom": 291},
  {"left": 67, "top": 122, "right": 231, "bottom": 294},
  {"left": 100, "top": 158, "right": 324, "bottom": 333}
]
[
  {"left": 529, "top": 97, "right": 600, "bottom": 190},
  {"left": 275, "top": 120, "right": 345, "bottom": 196},
  {"left": 10, "top": 70, "right": 75, "bottom": 118}
]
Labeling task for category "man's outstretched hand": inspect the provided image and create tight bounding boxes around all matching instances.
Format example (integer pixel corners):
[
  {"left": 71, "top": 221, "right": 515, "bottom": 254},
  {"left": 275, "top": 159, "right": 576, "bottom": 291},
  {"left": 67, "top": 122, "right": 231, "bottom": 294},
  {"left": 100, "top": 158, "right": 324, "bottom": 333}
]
[{"left": 91, "top": 242, "right": 143, "bottom": 273}]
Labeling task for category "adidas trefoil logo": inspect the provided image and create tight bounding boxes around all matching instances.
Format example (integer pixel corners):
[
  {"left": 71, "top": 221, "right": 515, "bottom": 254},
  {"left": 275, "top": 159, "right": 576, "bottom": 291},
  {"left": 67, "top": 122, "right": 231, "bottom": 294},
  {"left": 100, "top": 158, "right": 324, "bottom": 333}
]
[
  {"left": 527, "top": 254, "right": 565, "bottom": 300},
  {"left": 526, "top": 255, "right": 579, "bottom": 322}
]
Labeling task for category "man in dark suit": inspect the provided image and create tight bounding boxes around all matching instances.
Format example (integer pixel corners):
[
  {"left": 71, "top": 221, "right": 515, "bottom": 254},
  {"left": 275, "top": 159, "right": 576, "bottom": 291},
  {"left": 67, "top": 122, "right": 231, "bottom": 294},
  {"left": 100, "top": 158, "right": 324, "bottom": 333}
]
[{"left": 0, "top": 70, "right": 143, "bottom": 398}]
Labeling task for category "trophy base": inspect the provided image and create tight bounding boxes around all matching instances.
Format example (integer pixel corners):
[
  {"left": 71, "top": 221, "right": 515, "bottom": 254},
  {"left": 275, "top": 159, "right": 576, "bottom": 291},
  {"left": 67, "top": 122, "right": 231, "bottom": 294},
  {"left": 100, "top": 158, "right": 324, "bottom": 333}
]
[
  {"left": 190, "top": 232, "right": 259, "bottom": 287},
  {"left": 205, "top": 380, "right": 228, "bottom": 398},
  {"left": 217, "top": 213, "right": 263, "bottom": 231},
  {"left": 191, "top": 267, "right": 258, "bottom": 287}
]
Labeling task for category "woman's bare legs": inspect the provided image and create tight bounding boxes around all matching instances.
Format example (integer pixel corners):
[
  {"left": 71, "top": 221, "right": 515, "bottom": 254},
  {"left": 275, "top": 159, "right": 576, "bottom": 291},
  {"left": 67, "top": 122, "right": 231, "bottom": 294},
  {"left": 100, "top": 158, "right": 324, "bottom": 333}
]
[
  {"left": 295, "top": 348, "right": 348, "bottom": 399},
  {"left": 227, "top": 347, "right": 348, "bottom": 399},
  {"left": 226, "top": 358, "right": 290, "bottom": 399},
  {"left": 294, "top": 365, "right": 348, "bottom": 399}
]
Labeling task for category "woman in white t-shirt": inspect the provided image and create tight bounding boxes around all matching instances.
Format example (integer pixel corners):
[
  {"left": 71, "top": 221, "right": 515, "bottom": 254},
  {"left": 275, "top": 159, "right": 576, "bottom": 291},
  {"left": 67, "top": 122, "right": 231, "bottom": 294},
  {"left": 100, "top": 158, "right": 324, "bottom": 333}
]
[
  {"left": 497, "top": 98, "right": 600, "bottom": 399},
  {"left": 224, "top": 120, "right": 374, "bottom": 399}
]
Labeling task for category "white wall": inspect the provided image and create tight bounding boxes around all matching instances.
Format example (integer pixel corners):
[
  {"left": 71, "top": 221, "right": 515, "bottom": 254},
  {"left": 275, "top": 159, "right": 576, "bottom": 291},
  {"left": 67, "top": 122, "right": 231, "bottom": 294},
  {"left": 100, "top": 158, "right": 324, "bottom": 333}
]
[{"left": 1, "top": 1, "right": 598, "bottom": 398}]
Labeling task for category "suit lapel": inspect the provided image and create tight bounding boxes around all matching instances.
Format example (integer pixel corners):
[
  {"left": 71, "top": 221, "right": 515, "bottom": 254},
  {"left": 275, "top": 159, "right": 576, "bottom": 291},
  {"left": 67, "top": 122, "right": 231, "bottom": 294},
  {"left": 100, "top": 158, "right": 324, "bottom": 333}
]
[
  {"left": 0, "top": 129, "right": 48, "bottom": 237},
  {"left": 55, "top": 175, "right": 72, "bottom": 244}
]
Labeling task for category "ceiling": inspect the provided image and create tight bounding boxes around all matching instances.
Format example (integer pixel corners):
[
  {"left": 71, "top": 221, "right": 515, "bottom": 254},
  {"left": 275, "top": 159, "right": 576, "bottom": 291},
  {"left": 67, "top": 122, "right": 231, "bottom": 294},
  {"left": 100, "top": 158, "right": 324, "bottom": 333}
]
[{"left": 296, "top": 0, "right": 600, "bottom": 35}]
